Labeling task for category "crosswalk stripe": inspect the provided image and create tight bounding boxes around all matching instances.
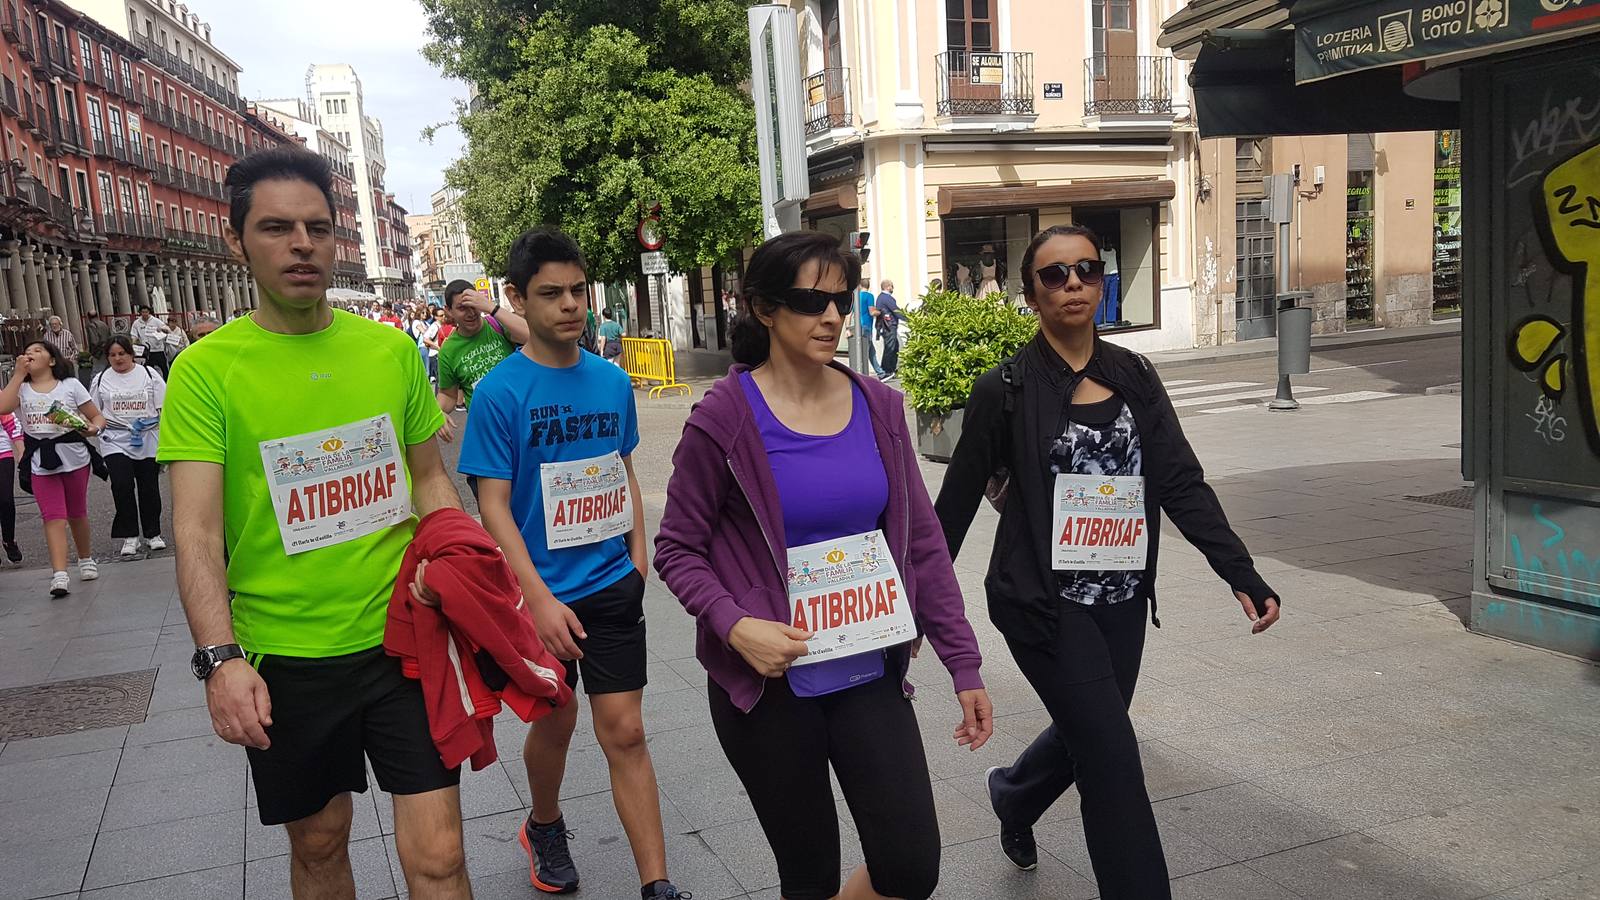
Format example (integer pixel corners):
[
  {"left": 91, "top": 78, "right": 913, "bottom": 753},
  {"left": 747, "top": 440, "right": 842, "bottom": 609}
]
[
  {"left": 1163, "top": 379, "right": 1203, "bottom": 387},
  {"left": 1172, "top": 386, "right": 1328, "bottom": 408},
  {"left": 1166, "top": 381, "right": 1259, "bottom": 396},
  {"left": 1294, "top": 390, "right": 1404, "bottom": 405}
]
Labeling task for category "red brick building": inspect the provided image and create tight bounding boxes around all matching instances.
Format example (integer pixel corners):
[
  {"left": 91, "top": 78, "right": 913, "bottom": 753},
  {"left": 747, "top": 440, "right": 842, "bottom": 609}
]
[{"left": 0, "top": 0, "right": 289, "bottom": 351}]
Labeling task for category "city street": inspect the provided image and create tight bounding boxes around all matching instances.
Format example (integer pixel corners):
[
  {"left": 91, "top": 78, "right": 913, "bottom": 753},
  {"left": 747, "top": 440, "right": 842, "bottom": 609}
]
[{"left": 2, "top": 340, "right": 1597, "bottom": 900}]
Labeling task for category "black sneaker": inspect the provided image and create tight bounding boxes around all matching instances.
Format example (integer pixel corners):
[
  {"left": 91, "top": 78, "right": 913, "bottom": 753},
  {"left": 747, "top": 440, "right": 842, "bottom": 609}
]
[
  {"left": 518, "top": 814, "right": 579, "bottom": 894},
  {"left": 643, "top": 882, "right": 692, "bottom": 900},
  {"left": 987, "top": 766, "right": 1038, "bottom": 871},
  {"left": 4, "top": 540, "right": 20, "bottom": 563}
]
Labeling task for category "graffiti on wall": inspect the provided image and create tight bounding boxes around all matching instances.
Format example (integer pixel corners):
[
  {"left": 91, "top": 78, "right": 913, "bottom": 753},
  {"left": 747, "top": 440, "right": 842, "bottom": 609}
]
[{"left": 1506, "top": 500, "right": 1600, "bottom": 608}]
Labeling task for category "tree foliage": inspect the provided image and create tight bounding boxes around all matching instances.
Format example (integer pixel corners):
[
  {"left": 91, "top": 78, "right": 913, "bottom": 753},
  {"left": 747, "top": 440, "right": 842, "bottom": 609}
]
[{"left": 420, "top": 0, "right": 762, "bottom": 282}]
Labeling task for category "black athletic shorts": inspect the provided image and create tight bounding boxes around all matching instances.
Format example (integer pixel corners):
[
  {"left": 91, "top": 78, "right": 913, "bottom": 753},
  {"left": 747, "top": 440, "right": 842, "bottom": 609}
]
[
  {"left": 246, "top": 645, "right": 460, "bottom": 826},
  {"left": 563, "top": 568, "right": 649, "bottom": 695}
]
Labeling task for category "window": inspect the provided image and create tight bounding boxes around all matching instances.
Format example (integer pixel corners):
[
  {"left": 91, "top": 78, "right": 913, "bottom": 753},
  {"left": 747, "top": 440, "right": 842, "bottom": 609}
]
[
  {"left": 155, "top": 200, "right": 164, "bottom": 221},
  {"left": 120, "top": 58, "right": 133, "bottom": 91},
  {"left": 136, "top": 182, "right": 152, "bottom": 217},
  {"left": 167, "top": 86, "right": 176, "bottom": 110},
  {"left": 1235, "top": 199, "right": 1276, "bottom": 340},
  {"left": 212, "top": 161, "right": 221, "bottom": 180},
  {"left": 74, "top": 169, "right": 89, "bottom": 207},
  {"left": 1074, "top": 206, "right": 1159, "bottom": 331},
  {"left": 99, "top": 46, "right": 114, "bottom": 82},
  {"left": 160, "top": 141, "right": 170, "bottom": 165},
  {"left": 183, "top": 208, "right": 194, "bottom": 231},
  {"left": 62, "top": 87, "right": 79, "bottom": 134},
  {"left": 86, "top": 96, "right": 104, "bottom": 144},
  {"left": 118, "top": 177, "right": 135, "bottom": 214},
  {"left": 97, "top": 171, "right": 115, "bottom": 216},
  {"left": 107, "top": 107, "right": 125, "bottom": 148},
  {"left": 136, "top": 71, "right": 146, "bottom": 96},
  {"left": 210, "top": 213, "right": 219, "bottom": 234},
  {"left": 78, "top": 35, "right": 92, "bottom": 74},
  {"left": 945, "top": 0, "right": 994, "bottom": 53}
]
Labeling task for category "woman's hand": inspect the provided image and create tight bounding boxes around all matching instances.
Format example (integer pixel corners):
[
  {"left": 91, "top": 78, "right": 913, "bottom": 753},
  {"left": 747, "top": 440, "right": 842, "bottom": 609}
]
[
  {"left": 954, "top": 688, "right": 994, "bottom": 751},
  {"left": 1237, "top": 592, "right": 1281, "bottom": 634},
  {"left": 727, "top": 616, "right": 813, "bottom": 677}
]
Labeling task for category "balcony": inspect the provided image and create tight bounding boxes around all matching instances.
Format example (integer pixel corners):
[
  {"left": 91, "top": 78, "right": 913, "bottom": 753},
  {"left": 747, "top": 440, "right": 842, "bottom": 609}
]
[
  {"left": 110, "top": 138, "right": 130, "bottom": 164},
  {"left": 0, "top": 6, "right": 15, "bottom": 41},
  {"left": 15, "top": 20, "right": 36, "bottom": 63},
  {"left": 803, "top": 68, "right": 851, "bottom": 137},
  {"left": 2, "top": 161, "right": 49, "bottom": 211},
  {"left": 1084, "top": 56, "right": 1173, "bottom": 119},
  {"left": 45, "top": 37, "right": 78, "bottom": 81},
  {"left": 26, "top": 104, "right": 48, "bottom": 138},
  {"left": 130, "top": 33, "right": 243, "bottom": 113},
  {"left": 935, "top": 50, "right": 1034, "bottom": 118},
  {"left": 1, "top": 79, "right": 17, "bottom": 116}
]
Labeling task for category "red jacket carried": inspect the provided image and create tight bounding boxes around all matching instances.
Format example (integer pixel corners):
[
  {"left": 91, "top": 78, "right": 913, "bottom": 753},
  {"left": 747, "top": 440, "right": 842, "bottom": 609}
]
[{"left": 385, "top": 508, "right": 573, "bottom": 771}]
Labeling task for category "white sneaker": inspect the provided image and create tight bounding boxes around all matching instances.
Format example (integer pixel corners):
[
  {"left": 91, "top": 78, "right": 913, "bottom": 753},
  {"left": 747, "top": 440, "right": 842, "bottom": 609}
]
[
  {"left": 146, "top": 535, "right": 167, "bottom": 551},
  {"left": 79, "top": 558, "right": 99, "bottom": 581},
  {"left": 119, "top": 538, "right": 141, "bottom": 558},
  {"left": 49, "top": 571, "right": 70, "bottom": 597}
]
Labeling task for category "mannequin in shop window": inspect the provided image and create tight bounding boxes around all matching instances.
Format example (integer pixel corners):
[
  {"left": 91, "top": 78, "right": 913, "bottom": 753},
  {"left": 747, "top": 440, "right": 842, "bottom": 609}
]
[
  {"left": 953, "top": 261, "right": 974, "bottom": 296},
  {"left": 976, "top": 244, "right": 1002, "bottom": 298},
  {"left": 1098, "top": 240, "right": 1123, "bottom": 327}
]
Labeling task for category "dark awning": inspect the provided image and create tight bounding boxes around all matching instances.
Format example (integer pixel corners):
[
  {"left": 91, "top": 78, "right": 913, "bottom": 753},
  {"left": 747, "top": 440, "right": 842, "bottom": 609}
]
[
  {"left": 1189, "top": 29, "right": 1458, "bottom": 138},
  {"left": 1291, "top": 0, "right": 1600, "bottom": 83},
  {"left": 937, "top": 179, "right": 1175, "bottom": 216}
]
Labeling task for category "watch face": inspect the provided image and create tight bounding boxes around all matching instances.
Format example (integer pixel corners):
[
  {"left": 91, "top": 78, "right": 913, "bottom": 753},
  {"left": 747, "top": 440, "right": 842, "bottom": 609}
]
[{"left": 190, "top": 648, "right": 212, "bottom": 680}]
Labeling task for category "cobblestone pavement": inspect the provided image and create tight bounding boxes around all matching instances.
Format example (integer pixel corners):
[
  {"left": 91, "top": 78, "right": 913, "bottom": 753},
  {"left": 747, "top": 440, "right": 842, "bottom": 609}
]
[{"left": 1, "top": 381, "right": 1597, "bottom": 899}]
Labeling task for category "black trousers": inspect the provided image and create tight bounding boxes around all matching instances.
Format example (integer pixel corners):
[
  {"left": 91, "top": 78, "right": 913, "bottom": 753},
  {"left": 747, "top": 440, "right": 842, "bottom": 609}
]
[
  {"left": 106, "top": 454, "right": 162, "bottom": 539},
  {"left": 143, "top": 349, "right": 169, "bottom": 378},
  {"left": 879, "top": 326, "right": 900, "bottom": 375},
  {"left": 0, "top": 456, "right": 14, "bottom": 543},
  {"left": 993, "top": 597, "right": 1170, "bottom": 900},
  {"left": 709, "top": 672, "right": 940, "bottom": 900}
]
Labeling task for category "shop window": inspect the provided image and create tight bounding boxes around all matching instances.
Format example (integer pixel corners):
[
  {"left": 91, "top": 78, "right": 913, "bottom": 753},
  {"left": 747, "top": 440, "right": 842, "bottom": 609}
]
[
  {"left": 1075, "top": 206, "right": 1160, "bottom": 331},
  {"left": 942, "top": 212, "right": 1034, "bottom": 303},
  {"left": 1433, "top": 130, "right": 1462, "bottom": 319}
]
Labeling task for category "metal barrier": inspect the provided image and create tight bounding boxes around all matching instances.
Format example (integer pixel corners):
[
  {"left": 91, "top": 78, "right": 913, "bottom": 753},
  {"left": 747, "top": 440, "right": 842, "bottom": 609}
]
[{"left": 619, "top": 337, "right": 691, "bottom": 399}]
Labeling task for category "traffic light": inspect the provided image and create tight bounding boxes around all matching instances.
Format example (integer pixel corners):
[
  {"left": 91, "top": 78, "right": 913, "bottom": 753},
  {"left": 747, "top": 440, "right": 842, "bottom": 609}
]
[{"left": 848, "top": 231, "right": 871, "bottom": 264}]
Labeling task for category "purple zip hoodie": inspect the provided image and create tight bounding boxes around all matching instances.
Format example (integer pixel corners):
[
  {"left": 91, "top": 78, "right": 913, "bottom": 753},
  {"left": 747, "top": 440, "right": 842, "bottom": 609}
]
[{"left": 654, "top": 363, "right": 985, "bottom": 713}]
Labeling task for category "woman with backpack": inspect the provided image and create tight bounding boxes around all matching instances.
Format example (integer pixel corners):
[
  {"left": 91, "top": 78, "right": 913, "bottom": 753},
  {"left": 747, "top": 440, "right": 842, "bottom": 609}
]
[
  {"left": 91, "top": 336, "right": 167, "bottom": 559},
  {"left": 934, "top": 224, "right": 1282, "bottom": 900},
  {"left": 1, "top": 340, "right": 108, "bottom": 596},
  {"left": 656, "top": 231, "right": 993, "bottom": 900}
]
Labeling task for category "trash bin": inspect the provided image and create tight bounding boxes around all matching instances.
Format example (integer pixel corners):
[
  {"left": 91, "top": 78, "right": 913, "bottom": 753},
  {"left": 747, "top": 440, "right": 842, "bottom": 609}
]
[{"left": 1276, "top": 291, "right": 1313, "bottom": 376}]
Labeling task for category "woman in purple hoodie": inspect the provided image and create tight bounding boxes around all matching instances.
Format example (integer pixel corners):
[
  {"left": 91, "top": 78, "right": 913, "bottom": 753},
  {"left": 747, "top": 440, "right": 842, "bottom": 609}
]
[{"left": 655, "top": 232, "right": 992, "bottom": 900}]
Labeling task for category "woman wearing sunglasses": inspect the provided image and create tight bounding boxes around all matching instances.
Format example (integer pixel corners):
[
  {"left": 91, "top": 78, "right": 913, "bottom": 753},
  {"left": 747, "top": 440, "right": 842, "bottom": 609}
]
[
  {"left": 656, "top": 230, "right": 993, "bottom": 900},
  {"left": 934, "top": 224, "right": 1282, "bottom": 899}
]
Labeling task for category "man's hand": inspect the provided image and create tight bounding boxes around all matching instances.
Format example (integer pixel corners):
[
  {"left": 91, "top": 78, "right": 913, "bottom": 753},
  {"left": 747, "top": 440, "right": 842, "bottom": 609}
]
[
  {"left": 1237, "top": 592, "right": 1281, "bottom": 634},
  {"left": 410, "top": 559, "right": 440, "bottom": 607},
  {"left": 458, "top": 290, "right": 495, "bottom": 315},
  {"left": 727, "top": 617, "right": 812, "bottom": 678},
  {"left": 531, "top": 596, "right": 587, "bottom": 660},
  {"left": 206, "top": 658, "right": 272, "bottom": 750},
  {"left": 954, "top": 688, "right": 994, "bottom": 751},
  {"left": 435, "top": 413, "right": 458, "bottom": 444}
]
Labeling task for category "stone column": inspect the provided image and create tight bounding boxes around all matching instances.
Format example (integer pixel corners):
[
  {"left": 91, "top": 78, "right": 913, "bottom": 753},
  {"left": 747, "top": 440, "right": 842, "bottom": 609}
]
[
  {"left": 74, "top": 258, "right": 94, "bottom": 317},
  {"left": 112, "top": 258, "right": 133, "bottom": 315},
  {"left": 165, "top": 264, "right": 184, "bottom": 315},
  {"left": 133, "top": 261, "right": 151, "bottom": 311},
  {"left": 93, "top": 259, "right": 114, "bottom": 321},
  {"left": 19, "top": 243, "right": 42, "bottom": 318},
  {"left": 3, "top": 242, "right": 24, "bottom": 317},
  {"left": 146, "top": 263, "right": 165, "bottom": 315},
  {"left": 0, "top": 253, "right": 11, "bottom": 317}
]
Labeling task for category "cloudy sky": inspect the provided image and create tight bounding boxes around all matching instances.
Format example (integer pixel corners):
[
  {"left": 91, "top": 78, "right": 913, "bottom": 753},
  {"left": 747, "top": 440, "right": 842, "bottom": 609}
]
[{"left": 201, "top": 0, "right": 468, "bottom": 215}]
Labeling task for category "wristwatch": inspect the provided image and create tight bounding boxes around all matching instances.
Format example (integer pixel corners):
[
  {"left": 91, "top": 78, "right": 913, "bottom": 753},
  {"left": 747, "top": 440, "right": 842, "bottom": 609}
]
[
  {"left": 190, "top": 643, "right": 245, "bottom": 681},
  {"left": 489, "top": 301, "right": 501, "bottom": 318}
]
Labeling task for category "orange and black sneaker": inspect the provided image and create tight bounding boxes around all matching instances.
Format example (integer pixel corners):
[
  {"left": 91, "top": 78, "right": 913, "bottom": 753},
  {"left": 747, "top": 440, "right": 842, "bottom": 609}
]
[{"left": 519, "top": 813, "right": 580, "bottom": 894}]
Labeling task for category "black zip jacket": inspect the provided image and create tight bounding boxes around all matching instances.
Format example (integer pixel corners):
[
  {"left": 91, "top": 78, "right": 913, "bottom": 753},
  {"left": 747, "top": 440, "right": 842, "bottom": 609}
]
[{"left": 934, "top": 333, "right": 1277, "bottom": 651}]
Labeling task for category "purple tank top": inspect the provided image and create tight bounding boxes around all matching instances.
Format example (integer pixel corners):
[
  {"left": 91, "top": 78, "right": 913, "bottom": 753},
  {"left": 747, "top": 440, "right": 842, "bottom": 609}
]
[{"left": 740, "top": 371, "right": 889, "bottom": 696}]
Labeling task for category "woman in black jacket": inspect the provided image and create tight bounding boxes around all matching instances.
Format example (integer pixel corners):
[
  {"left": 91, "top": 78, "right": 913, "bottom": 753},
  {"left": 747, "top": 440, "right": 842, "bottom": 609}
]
[{"left": 934, "top": 224, "right": 1281, "bottom": 899}]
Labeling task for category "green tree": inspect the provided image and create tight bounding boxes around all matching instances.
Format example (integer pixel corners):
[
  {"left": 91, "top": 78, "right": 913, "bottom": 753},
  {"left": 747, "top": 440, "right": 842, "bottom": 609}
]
[{"left": 420, "top": 0, "right": 762, "bottom": 281}]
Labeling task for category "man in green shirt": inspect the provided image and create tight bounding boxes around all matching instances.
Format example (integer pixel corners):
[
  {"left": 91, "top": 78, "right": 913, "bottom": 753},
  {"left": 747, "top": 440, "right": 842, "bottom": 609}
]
[
  {"left": 434, "top": 279, "right": 529, "bottom": 443},
  {"left": 597, "top": 306, "right": 625, "bottom": 364},
  {"left": 160, "top": 147, "right": 471, "bottom": 899}
]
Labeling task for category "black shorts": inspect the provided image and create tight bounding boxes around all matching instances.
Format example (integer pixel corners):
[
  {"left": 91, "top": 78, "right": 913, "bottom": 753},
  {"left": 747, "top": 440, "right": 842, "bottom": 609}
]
[
  {"left": 246, "top": 645, "right": 461, "bottom": 826},
  {"left": 563, "top": 568, "right": 649, "bottom": 695}
]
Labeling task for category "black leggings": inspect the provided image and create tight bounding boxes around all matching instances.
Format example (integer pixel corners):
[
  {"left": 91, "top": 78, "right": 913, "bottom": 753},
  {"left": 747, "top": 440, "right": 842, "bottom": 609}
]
[
  {"left": 991, "top": 597, "right": 1169, "bottom": 900},
  {"left": 709, "top": 672, "right": 940, "bottom": 900},
  {"left": 0, "top": 456, "right": 14, "bottom": 543},
  {"left": 106, "top": 454, "right": 162, "bottom": 539}
]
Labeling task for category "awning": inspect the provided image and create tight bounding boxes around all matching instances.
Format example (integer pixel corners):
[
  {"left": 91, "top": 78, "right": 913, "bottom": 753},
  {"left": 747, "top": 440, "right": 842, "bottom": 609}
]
[
  {"left": 1159, "top": 0, "right": 1292, "bottom": 60},
  {"left": 1292, "top": 0, "right": 1600, "bottom": 83},
  {"left": 1188, "top": 28, "right": 1458, "bottom": 138},
  {"left": 937, "top": 179, "right": 1176, "bottom": 216},
  {"left": 801, "top": 185, "right": 858, "bottom": 217}
]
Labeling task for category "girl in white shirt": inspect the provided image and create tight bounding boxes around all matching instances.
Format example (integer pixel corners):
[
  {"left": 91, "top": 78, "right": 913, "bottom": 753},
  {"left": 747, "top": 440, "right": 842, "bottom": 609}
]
[
  {"left": 0, "top": 340, "right": 108, "bottom": 596},
  {"left": 91, "top": 336, "right": 168, "bottom": 559}
]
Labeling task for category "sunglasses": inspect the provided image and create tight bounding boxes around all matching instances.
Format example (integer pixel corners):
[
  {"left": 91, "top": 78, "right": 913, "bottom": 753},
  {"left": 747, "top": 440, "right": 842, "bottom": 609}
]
[
  {"left": 778, "top": 288, "right": 853, "bottom": 317},
  {"left": 1036, "top": 259, "right": 1107, "bottom": 289}
]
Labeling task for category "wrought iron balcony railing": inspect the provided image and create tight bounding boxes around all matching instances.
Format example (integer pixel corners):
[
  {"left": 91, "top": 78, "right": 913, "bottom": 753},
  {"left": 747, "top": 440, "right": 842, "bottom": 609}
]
[
  {"left": 1083, "top": 56, "right": 1174, "bottom": 117},
  {"left": 935, "top": 50, "right": 1034, "bottom": 117}
]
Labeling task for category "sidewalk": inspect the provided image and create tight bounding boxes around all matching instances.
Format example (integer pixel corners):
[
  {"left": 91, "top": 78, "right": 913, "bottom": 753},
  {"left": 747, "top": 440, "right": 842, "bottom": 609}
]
[
  {"left": 1, "top": 392, "right": 1597, "bottom": 899},
  {"left": 1138, "top": 318, "right": 1462, "bottom": 370}
]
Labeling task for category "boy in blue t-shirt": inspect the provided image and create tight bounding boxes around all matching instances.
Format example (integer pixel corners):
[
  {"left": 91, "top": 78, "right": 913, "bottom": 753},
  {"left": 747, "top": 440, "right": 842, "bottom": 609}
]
[{"left": 457, "top": 228, "right": 685, "bottom": 900}]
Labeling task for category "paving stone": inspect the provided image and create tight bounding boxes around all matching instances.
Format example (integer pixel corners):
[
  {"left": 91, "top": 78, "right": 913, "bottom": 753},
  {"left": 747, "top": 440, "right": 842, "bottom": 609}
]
[
  {"left": 0, "top": 784, "right": 109, "bottom": 843},
  {"left": 101, "top": 765, "right": 247, "bottom": 831},
  {"left": 79, "top": 864, "right": 243, "bottom": 900},
  {"left": 1153, "top": 782, "right": 1347, "bottom": 862},
  {"left": 244, "top": 836, "right": 392, "bottom": 900},
  {"left": 0, "top": 831, "right": 96, "bottom": 899},
  {"left": 83, "top": 809, "right": 244, "bottom": 889},
  {"left": 1036, "top": 810, "right": 1234, "bottom": 880},
  {"left": 0, "top": 724, "right": 128, "bottom": 765},
  {"left": 0, "top": 747, "right": 121, "bottom": 803},
  {"left": 1169, "top": 861, "right": 1309, "bottom": 899},
  {"left": 112, "top": 733, "right": 239, "bottom": 784},
  {"left": 245, "top": 789, "right": 381, "bottom": 861},
  {"left": 1245, "top": 832, "right": 1493, "bottom": 900},
  {"left": 932, "top": 835, "right": 1099, "bottom": 899}
]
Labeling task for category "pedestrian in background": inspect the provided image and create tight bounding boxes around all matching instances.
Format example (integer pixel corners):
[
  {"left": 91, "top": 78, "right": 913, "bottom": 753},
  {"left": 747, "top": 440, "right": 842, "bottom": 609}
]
[
  {"left": 935, "top": 224, "right": 1282, "bottom": 899},
  {"left": 84, "top": 314, "right": 112, "bottom": 375},
  {"left": 417, "top": 305, "right": 443, "bottom": 385},
  {"left": 41, "top": 315, "right": 79, "bottom": 362},
  {"left": 91, "top": 336, "right": 167, "bottom": 559},
  {"left": 656, "top": 231, "right": 993, "bottom": 900},
  {"left": 187, "top": 316, "right": 221, "bottom": 343},
  {"left": 854, "top": 277, "right": 884, "bottom": 378},
  {"left": 164, "top": 314, "right": 190, "bottom": 357},
  {"left": 131, "top": 305, "right": 174, "bottom": 377},
  {"left": 1, "top": 340, "right": 107, "bottom": 597},
  {"left": 598, "top": 306, "right": 624, "bottom": 365},
  {"left": 875, "top": 279, "right": 901, "bottom": 381},
  {"left": 0, "top": 410, "right": 21, "bottom": 564}
]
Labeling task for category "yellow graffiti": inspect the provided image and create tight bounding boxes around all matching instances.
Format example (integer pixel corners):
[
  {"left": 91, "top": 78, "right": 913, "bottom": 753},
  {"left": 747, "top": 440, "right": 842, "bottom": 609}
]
[
  {"left": 1515, "top": 319, "right": 1563, "bottom": 367},
  {"left": 1542, "top": 144, "right": 1600, "bottom": 424},
  {"left": 1546, "top": 356, "right": 1567, "bottom": 395}
]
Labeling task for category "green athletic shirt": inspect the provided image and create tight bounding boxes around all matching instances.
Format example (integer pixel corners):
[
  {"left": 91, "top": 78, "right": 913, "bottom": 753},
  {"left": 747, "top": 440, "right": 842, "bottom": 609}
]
[
  {"left": 157, "top": 309, "right": 446, "bottom": 657},
  {"left": 437, "top": 320, "right": 514, "bottom": 406}
]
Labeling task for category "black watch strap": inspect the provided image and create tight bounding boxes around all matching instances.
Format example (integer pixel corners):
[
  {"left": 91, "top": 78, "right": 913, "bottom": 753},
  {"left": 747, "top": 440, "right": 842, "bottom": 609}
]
[{"left": 191, "top": 643, "right": 245, "bottom": 680}]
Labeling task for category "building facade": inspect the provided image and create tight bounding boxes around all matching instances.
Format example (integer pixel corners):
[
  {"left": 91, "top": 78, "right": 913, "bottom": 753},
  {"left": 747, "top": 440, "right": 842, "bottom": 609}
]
[
  {"left": 405, "top": 211, "right": 443, "bottom": 296},
  {"left": 2, "top": 0, "right": 275, "bottom": 356},
  {"left": 304, "top": 63, "right": 413, "bottom": 301},
  {"left": 254, "top": 97, "right": 366, "bottom": 291}
]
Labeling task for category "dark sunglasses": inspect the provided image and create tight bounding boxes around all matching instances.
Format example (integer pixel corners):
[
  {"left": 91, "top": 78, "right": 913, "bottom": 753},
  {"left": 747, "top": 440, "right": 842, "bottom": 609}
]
[
  {"left": 777, "top": 287, "right": 853, "bottom": 317},
  {"left": 1036, "top": 259, "right": 1107, "bottom": 289}
]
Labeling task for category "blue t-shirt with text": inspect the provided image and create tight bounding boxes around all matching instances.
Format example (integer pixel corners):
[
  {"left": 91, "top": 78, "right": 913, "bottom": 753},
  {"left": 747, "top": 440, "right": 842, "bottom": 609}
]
[{"left": 458, "top": 350, "right": 641, "bottom": 603}]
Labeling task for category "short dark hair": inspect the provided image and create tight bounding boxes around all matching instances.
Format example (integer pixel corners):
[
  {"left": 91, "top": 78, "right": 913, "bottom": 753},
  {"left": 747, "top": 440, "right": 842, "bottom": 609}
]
[
  {"left": 105, "top": 334, "right": 136, "bottom": 360},
  {"left": 602, "top": 307, "right": 614, "bottom": 320},
  {"left": 443, "top": 279, "right": 473, "bottom": 307},
  {"left": 225, "top": 147, "right": 336, "bottom": 237},
  {"left": 1021, "top": 225, "right": 1102, "bottom": 299},
  {"left": 24, "top": 340, "right": 75, "bottom": 382},
  {"left": 138, "top": 304, "right": 153, "bottom": 315},
  {"left": 730, "top": 231, "right": 863, "bottom": 367},
  {"left": 505, "top": 227, "right": 586, "bottom": 297}
]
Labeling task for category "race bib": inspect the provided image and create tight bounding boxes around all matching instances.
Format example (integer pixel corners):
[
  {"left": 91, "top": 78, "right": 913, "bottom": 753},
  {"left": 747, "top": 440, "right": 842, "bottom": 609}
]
[
  {"left": 1051, "top": 474, "right": 1149, "bottom": 570},
  {"left": 259, "top": 414, "right": 411, "bottom": 556},
  {"left": 105, "top": 389, "right": 152, "bottom": 426},
  {"left": 131, "top": 343, "right": 147, "bottom": 357},
  {"left": 541, "top": 452, "right": 632, "bottom": 548},
  {"left": 786, "top": 530, "right": 916, "bottom": 666}
]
